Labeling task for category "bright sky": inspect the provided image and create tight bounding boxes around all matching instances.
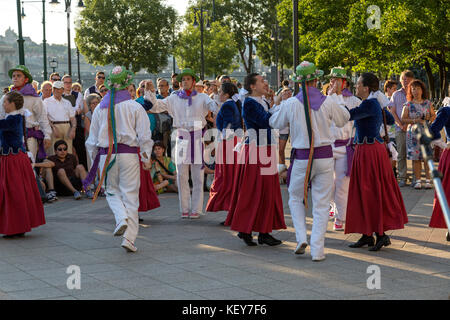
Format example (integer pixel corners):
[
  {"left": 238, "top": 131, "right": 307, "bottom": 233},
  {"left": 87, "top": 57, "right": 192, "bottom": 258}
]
[{"left": 0, "top": 0, "right": 189, "bottom": 46}]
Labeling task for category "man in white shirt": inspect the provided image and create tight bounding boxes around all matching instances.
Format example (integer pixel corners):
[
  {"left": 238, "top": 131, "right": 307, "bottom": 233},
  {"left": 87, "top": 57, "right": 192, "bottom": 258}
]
[
  {"left": 145, "top": 68, "right": 218, "bottom": 219},
  {"left": 326, "top": 67, "right": 361, "bottom": 231},
  {"left": 85, "top": 67, "right": 153, "bottom": 253},
  {"left": 44, "top": 81, "right": 76, "bottom": 155},
  {"left": 269, "top": 61, "right": 350, "bottom": 261}
]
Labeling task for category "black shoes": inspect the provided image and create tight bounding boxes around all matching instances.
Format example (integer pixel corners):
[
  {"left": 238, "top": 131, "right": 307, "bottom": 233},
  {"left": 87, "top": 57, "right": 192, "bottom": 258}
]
[
  {"left": 258, "top": 233, "right": 282, "bottom": 246},
  {"left": 238, "top": 232, "right": 257, "bottom": 246},
  {"left": 369, "top": 234, "right": 391, "bottom": 251},
  {"left": 220, "top": 220, "right": 226, "bottom": 226},
  {"left": 3, "top": 233, "right": 25, "bottom": 239},
  {"left": 349, "top": 234, "right": 375, "bottom": 248},
  {"left": 446, "top": 232, "right": 450, "bottom": 242}
]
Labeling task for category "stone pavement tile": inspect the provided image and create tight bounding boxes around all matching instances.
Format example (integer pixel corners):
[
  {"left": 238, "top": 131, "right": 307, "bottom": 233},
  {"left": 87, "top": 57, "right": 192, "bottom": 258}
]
[
  {"left": 170, "top": 279, "right": 233, "bottom": 292},
  {"left": 126, "top": 284, "right": 204, "bottom": 300},
  {"left": 195, "top": 286, "right": 261, "bottom": 300},
  {"left": 8, "top": 287, "right": 68, "bottom": 300},
  {"left": 149, "top": 252, "right": 210, "bottom": 265},
  {"left": 104, "top": 276, "right": 164, "bottom": 290},
  {"left": 83, "top": 247, "right": 153, "bottom": 263},
  {"left": 119, "top": 261, "right": 185, "bottom": 276},
  {"left": 43, "top": 296, "right": 78, "bottom": 300},
  {"left": 73, "top": 289, "right": 139, "bottom": 300},
  {"left": 313, "top": 282, "right": 384, "bottom": 299},
  {"left": 387, "top": 286, "right": 450, "bottom": 300},
  {"left": 150, "top": 271, "right": 215, "bottom": 285},
  {"left": 393, "top": 273, "right": 450, "bottom": 290},
  {"left": 242, "top": 280, "right": 303, "bottom": 296},
  {"left": 201, "top": 251, "right": 266, "bottom": 267},
  {"left": 2, "top": 255, "right": 66, "bottom": 272},
  {"left": 0, "top": 261, "right": 24, "bottom": 274},
  {"left": 0, "top": 271, "right": 35, "bottom": 282},
  {"left": 44, "top": 251, "right": 105, "bottom": 265},
  {"left": 89, "top": 269, "right": 145, "bottom": 281},
  {"left": 175, "top": 259, "right": 228, "bottom": 272},
  {"left": 348, "top": 293, "right": 396, "bottom": 300},
  {"left": 55, "top": 278, "right": 118, "bottom": 297},
  {"left": 265, "top": 289, "right": 332, "bottom": 300},
  {"left": 218, "top": 273, "right": 278, "bottom": 287},
  {"left": 69, "top": 263, "right": 124, "bottom": 274},
  {"left": 0, "top": 279, "right": 51, "bottom": 292}
]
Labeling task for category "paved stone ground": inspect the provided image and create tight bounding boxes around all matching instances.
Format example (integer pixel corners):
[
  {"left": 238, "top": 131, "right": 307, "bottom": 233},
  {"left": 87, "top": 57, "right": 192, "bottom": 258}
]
[{"left": 0, "top": 180, "right": 449, "bottom": 300}]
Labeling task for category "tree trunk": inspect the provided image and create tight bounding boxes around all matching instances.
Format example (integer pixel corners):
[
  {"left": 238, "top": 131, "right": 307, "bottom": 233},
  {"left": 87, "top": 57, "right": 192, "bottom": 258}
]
[
  {"left": 248, "top": 39, "right": 253, "bottom": 75},
  {"left": 424, "top": 58, "right": 435, "bottom": 100},
  {"left": 440, "top": 51, "right": 448, "bottom": 99}
]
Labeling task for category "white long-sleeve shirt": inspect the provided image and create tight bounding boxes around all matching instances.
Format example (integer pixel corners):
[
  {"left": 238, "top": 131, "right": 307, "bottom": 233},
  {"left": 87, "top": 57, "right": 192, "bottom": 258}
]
[
  {"left": 144, "top": 90, "right": 218, "bottom": 130},
  {"left": 85, "top": 99, "right": 153, "bottom": 163},
  {"left": 269, "top": 93, "right": 350, "bottom": 149},
  {"left": 330, "top": 95, "right": 361, "bottom": 142},
  {"left": 0, "top": 95, "right": 52, "bottom": 140}
]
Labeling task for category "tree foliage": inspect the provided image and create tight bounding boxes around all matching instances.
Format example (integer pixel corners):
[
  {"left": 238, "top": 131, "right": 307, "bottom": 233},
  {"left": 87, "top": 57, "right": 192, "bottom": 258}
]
[
  {"left": 173, "top": 22, "right": 238, "bottom": 78},
  {"left": 75, "top": 0, "right": 177, "bottom": 73}
]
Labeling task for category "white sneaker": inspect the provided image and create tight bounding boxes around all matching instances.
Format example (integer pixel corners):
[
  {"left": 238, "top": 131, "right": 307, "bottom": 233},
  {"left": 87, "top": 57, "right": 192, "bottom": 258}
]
[
  {"left": 312, "top": 255, "right": 326, "bottom": 262},
  {"left": 414, "top": 182, "right": 422, "bottom": 189},
  {"left": 294, "top": 242, "right": 308, "bottom": 255},
  {"left": 424, "top": 180, "right": 433, "bottom": 189},
  {"left": 113, "top": 219, "right": 128, "bottom": 236},
  {"left": 121, "top": 238, "right": 137, "bottom": 252}
]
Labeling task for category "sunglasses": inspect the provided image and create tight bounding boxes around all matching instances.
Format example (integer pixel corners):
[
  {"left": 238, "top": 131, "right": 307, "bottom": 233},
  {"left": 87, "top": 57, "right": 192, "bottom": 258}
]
[
  {"left": 57, "top": 147, "right": 67, "bottom": 151},
  {"left": 100, "top": 89, "right": 108, "bottom": 93},
  {"left": 97, "top": 76, "right": 105, "bottom": 79},
  {"left": 52, "top": 78, "right": 60, "bottom": 81}
]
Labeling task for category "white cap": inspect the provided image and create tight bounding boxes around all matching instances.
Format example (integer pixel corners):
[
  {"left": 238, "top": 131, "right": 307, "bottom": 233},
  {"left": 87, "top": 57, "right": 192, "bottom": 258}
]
[
  {"left": 52, "top": 81, "right": 64, "bottom": 89},
  {"left": 196, "top": 80, "right": 205, "bottom": 86}
]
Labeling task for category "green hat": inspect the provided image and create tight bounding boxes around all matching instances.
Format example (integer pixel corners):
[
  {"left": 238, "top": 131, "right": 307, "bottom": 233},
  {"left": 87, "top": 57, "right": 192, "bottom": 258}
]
[
  {"left": 290, "top": 61, "right": 323, "bottom": 82},
  {"left": 8, "top": 65, "right": 33, "bottom": 83},
  {"left": 177, "top": 68, "right": 198, "bottom": 82},
  {"left": 105, "top": 66, "right": 134, "bottom": 90},
  {"left": 326, "top": 66, "right": 348, "bottom": 79}
]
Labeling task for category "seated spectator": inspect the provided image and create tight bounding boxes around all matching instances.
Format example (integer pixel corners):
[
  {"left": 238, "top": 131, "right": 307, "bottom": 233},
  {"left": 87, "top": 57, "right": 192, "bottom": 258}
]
[
  {"left": 33, "top": 159, "right": 58, "bottom": 203},
  {"left": 47, "top": 140, "right": 93, "bottom": 199},
  {"left": 151, "top": 141, "right": 177, "bottom": 193}
]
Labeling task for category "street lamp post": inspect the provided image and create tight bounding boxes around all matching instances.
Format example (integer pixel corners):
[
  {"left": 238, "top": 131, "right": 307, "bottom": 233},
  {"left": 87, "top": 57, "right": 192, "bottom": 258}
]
[
  {"left": 50, "top": 0, "right": 84, "bottom": 77},
  {"left": 16, "top": 0, "right": 26, "bottom": 64},
  {"left": 21, "top": 0, "right": 48, "bottom": 80},
  {"left": 76, "top": 46, "right": 81, "bottom": 83},
  {"left": 49, "top": 57, "right": 58, "bottom": 73},
  {"left": 193, "top": 5, "right": 210, "bottom": 80},
  {"left": 271, "top": 23, "right": 282, "bottom": 89}
]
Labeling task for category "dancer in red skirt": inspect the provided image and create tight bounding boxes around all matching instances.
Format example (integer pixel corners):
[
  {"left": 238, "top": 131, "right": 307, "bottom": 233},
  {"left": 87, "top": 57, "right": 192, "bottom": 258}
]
[
  {"left": 206, "top": 82, "right": 244, "bottom": 219},
  {"left": 345, "top": 73, "right": 408, "bottom": 251},
  {"left": 138, "top": 149, "right": 160, "bottom": 220},
  {"left": 429, "top": 106, "right": 450, "bottom": 241},
  {"left": 0, "top": 91, "right": 45, "bottom": 238},
  {"left": 225, "top": 73, "right": 286, "bottom": 246}
]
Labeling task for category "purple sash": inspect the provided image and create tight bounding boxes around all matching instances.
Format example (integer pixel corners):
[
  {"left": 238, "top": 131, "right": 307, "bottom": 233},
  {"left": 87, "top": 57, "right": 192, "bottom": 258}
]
[
  {"left": 177, "top": 128, "right": 206, "bottom": 168},
  {"left": 98, "top": 90, "right": 132, "bottom": 109},
  {"left": 82, "top": 143, "right": 138, "bottom": 190},
  {"left": 342, "top": 88, "right": 353, "bottom": 97},
  {"left": 26, "top": 128, "right": 46, "bottom": 160},
  {"left": 333, "top": 138, "right": 355, "bottom": 176},
  {"left": 12, "top": 83, "right": 39, "bottom": 97},
  {"left": 286, "top": 145, "right": 333, "bottom": 187}
]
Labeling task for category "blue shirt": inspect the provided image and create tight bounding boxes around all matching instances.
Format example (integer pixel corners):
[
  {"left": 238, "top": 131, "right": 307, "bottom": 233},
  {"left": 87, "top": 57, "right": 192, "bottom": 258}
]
[
  {"left": 350, "top": 98, "right": 395, "bottom": 144},
  {"left": 430, "top": 106, "right": 450, "bottom": 140},
  {"left": 135, "top": 96, "right": 156, "bottom": 132},
  {"left": 216, "top": 99, "right": 243, "bottom": 132},
  {"left": 243, "top": 97, "right": 274, "bottom": 145},
  {"left": 0, "top": 114, "right": 25, "bottom": 154}
]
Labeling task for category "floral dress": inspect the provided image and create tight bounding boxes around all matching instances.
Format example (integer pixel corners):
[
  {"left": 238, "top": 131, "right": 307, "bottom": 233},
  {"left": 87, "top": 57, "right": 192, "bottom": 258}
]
[{"left": 406, "top": 100, "right": 432, "bottom": 160}]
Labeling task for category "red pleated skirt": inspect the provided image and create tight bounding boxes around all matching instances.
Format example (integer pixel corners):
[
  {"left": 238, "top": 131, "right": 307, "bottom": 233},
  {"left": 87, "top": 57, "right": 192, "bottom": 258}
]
[
  {"left": 225, "top": 143, "right": 286, "bottom": 234},
  {"left": 206, "top": 136, "right": 239, "bottom": 212},
  {"left": 0, "top": 151, "right": 45, "bottom": 235},
  {"left": 430, "top": 148, "right": 449, "bottom": 228},
  {"left": 345, "top": 141, "right": 408, "bottom": 235},
  {"left": 138, "top": 152, "right": 160, "bottom": 213}
]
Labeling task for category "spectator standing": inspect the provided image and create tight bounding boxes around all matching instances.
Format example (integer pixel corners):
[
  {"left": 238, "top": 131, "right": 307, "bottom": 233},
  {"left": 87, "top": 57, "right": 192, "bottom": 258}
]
[
  {"left": 62, "top": 75, "right": 87, "bottom": 170},
  {"left": 389, "top": 70, "right": 414, "bottom": 187},
  {"left": 156, "top": 78, "right": 174, "bottom": 157},
  {"left": 384, "top": 80, "right": 399, "bottom": 176},
  {"left": 49, "top": 72, "right": 61, "bottom": 83},
  {"left": 72, "top": 82, "right": 82, "bottom": 93},
  {"left": 83, "top": 71, "right": 105, "bottom": 100},
  {"left": 170, "top": 73, "right": 180, "bottom": 95},
  {"left": 128, "top": 83, "right": 137, "bottom": 99},
  {"left": 401, "top": 79, "right": 436, "bottom": 189},
  {"left": 40, "top": 81, "right": 53, "bottom": 100},
  {"left": 44, "top": 81, "right": 76, "bottom": 155},
  {"left": 98, "top": 84, "right": 108, "bottom": 98}
]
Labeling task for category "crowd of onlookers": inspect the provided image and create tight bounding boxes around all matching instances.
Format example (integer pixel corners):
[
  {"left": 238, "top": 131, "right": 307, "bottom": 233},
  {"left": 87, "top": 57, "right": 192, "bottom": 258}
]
[{"left": 3, "top": 67, "right": 448, "bottom": 205}]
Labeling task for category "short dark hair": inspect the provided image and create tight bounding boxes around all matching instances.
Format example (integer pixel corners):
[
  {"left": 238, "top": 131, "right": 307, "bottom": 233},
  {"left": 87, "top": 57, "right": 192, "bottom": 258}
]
[
  {"left": 5, "top": 91, "right": 24, "bottom": 110},
  {"left": 384, "top": 80, "right": 398, "bottom": 93},
  {"left": 401, "top": 70, "right": 414, "bottom": 80},
  {"left": 62, "top": 74, "right": 72, "bottom": 82},
  {"left": 282, "top": 79, "right": 290, "bottom": 87},
  {"left": 219, "top": 75, "right": 231, "bottom": 82},
  {"left": 171, "top": 73, "right": 178, "bottom": 79},
  {"left": 221, "top": 82, "right": 239, "bottom": 99},
  {"left": 54, "top": 139, "right": 68, "bottom": 151},
  {"left": 244, "top": 73, "right": 259, "bottom": 94},
  {"left": 153, "top": 140, "right": 166, "bottom": 151},
  {"left": 96, "top": 71, "right": 105, "bottom": 77},
  {"left": 360, "top": 72, "right": 380, "bottom": 93}
]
